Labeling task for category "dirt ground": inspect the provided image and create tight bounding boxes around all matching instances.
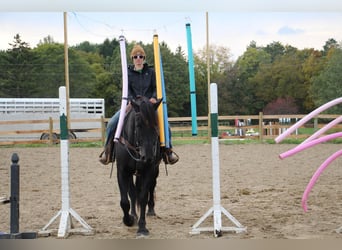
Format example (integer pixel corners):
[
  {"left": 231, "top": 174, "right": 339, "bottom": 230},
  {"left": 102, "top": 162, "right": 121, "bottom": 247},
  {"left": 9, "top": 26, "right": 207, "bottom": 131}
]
[{"left": 0, "top": 143, "right": 342, "bottom": 239}]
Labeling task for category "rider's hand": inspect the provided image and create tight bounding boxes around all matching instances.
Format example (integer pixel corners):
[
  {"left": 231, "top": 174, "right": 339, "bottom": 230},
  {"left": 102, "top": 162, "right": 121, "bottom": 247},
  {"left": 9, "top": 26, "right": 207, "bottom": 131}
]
[{"left": 149, "top": 98, "right": 157, "bottom": 104}]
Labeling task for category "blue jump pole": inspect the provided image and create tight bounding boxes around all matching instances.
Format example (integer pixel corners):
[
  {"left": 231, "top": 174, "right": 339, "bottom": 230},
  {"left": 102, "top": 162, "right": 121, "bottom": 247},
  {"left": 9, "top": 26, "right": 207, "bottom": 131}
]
[
  {"left": 186, "top": 23, "right": 198, "bottom": 136},
  {"left": 159, "top": 48, "right": 170, "bottom": 148}
]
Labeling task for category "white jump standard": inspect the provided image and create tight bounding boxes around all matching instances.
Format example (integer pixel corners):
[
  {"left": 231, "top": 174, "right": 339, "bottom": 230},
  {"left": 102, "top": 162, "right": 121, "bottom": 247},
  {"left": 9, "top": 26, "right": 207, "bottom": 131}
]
[
  {"left": 39, "top": 86, "right": 93, "bottom": 238},
  {"left": 190, "top": 83, "right": 247, "bottom": 237}
]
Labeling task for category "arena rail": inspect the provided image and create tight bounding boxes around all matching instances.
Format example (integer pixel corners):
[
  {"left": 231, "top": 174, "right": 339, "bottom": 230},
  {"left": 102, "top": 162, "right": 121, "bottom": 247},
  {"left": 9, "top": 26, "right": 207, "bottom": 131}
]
[
  {"left": 169, "top": 113, "right": 341, "bottom": 141},
  {"left": 0, "top": 113, "right": 340, "bottom": 145},
  {"left": 0, "top": 117, "right": 106, "bottom": 145}
]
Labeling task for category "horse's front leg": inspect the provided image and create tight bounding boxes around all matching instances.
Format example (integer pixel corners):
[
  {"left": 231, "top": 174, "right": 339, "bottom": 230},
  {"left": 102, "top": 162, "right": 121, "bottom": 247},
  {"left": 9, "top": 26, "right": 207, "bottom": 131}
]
[
  {"left": 137, "top": 191, "right": 149, "bottom": 236},
  {"left": 128, "top": 176, "right": 138, "bottom": 220},
  {"left": 117, "top": 171, "right": 135, "bottom": 227},
  {"left": 136, "top": 176, "right": 149, "bottom": 236}
]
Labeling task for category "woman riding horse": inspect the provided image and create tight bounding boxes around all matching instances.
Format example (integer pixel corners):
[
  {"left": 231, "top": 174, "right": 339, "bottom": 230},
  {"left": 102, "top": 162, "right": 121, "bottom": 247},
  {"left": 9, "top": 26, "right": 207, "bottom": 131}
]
[
  {"left": 99, "top": 44, "right": 179, "bottom": 166},
  {"left": 116, "top": 96, "right": 162, "bottom": 236}
]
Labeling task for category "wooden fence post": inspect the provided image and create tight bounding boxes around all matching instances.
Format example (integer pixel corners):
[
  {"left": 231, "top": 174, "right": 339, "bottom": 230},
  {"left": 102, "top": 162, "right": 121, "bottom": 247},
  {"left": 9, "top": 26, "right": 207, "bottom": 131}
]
[
  {"left": 49, "top": 117, "right": 54, "bottom": 145},
  {"left": 314, "top": 117, "right": 318, "bottom": 131},
  {"left": 101, "top": 116, "right": 105, "bottom": 146},
  {"left": 258, "top": 112, "right": 263, "bottom": 142}
]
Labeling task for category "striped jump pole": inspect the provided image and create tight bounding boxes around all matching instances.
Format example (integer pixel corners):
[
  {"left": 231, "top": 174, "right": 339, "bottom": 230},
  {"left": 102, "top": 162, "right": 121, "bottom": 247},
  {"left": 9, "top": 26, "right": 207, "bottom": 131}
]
[
  {"left": 39, "top": 86, "right": 93, "bottom": 238},
  {"left": 190, "top": 83, "right": 246, "bottom": 237}
]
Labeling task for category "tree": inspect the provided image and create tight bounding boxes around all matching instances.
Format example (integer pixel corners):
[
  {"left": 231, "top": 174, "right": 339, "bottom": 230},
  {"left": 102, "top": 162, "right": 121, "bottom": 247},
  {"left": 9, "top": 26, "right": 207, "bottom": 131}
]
[
  {"left": 0, "top": 34, "right": 38, "bottom": 97},
  {"left": 193, "top": 44, "right": 234, "bottom": 116},
  {"left": 301, "top": 49, "right": 325, "bottom": 111},
  {"left": 99, "top": 38, "right": 119, "bottom": 59},
  {"left": 263, "top": 97, "right": 299, "bottom": 115},
  {"left": 33, "top": 43, "right": 66, "bottom": 97},
  {"left": 93, "top": 44, "right": 122, "bottom": 117},
  {"left": 264, "top": 41, "right": 286, "bottom": 62},
  {"left": 310, "top": 47, "right": 342, "bottom": 113},
  {"left": 322, "top": 38, "right": 338, "bottom": 55},
  {"left": 251, "top": 48, "right": 309, "bottom": 113},
  {"left": 33, "top": 43, "right": 97, "bottom": 98},
  {"left": 159, "top": 43, "right": 189, "bottom": 117},
  {"left": 38, "top": 35, "right": 56, "bottom": 45},
  {"left": 234, "top": 44, "right": 271, "bottom": 114},
  {"left": 0, "top": 50, "right": 8, "bottom": 96},
  {"left": 74, "top": 41, "right": 99, "bottom": 53}
]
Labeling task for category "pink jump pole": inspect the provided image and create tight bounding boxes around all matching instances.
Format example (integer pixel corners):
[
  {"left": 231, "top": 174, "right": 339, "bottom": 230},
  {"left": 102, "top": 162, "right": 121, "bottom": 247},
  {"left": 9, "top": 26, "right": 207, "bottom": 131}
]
[
  {"left": 301, "top": 115, "right": 342, "bottom": 144},
  {"left": 275, "top": 97, "right": 342, "bottom": 143},
  {"left": 302, "top": 149, "right": 342, "bottom": 212},
  {"left": 279, "top": 132, "right": 342, "bottom": 159}
]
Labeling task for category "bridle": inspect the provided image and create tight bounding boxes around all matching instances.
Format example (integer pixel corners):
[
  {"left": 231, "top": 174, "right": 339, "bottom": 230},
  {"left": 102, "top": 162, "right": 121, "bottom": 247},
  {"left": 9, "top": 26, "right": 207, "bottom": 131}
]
[
  {"left": 119, "top": 109, "right": 159, "bottom": 163},
  {"left": 109, "top": 97, "right": 162, "bottom": 178},
  {"left": 118, "top": 136, "right": 142, "bottom": 162}
]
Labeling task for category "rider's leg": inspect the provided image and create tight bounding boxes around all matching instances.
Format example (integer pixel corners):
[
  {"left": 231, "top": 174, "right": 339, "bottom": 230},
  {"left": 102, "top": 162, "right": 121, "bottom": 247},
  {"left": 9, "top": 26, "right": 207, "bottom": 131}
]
[
  {"left": 164, "top": 125, "right": 179, "bottom": 165},
  {"left": 106, "top": 110, "right": 120, "bottom": 144},
  {"left": 99, "top": 110, "right": 120, "bottom": 165}
]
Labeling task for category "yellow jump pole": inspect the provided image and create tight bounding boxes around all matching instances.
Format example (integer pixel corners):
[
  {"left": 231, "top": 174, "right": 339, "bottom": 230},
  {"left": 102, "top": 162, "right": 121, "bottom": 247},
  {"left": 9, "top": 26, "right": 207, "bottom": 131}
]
[{"left": 153, "top": 34, "right": 165, "bottom": 147}]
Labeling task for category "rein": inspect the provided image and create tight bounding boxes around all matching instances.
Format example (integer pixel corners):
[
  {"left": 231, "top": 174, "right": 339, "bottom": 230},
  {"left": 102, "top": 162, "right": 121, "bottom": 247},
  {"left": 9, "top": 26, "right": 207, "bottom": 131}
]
[{"left": 118, "top": 136, "right": 142, "bottom": 162}]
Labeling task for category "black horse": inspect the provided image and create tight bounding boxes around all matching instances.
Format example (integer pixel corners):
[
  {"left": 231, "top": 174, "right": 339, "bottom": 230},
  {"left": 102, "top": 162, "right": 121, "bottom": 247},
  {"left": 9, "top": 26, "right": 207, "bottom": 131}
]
[{"left": 115, "top": 96, "right": 162, "bottom": 236}]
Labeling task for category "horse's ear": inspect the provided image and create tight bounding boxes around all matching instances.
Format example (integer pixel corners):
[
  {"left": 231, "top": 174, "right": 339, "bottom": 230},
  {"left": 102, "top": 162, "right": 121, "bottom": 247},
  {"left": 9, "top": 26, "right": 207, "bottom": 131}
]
[{"left": 154, "top": 98, "right": 162, "bottom": 110}]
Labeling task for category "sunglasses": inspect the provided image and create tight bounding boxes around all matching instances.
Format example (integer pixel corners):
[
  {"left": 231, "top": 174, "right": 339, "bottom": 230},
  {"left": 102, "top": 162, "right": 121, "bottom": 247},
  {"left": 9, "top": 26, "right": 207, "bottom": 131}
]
[{"left": 133, "top": 55, "right": 145, "bottom": 59}]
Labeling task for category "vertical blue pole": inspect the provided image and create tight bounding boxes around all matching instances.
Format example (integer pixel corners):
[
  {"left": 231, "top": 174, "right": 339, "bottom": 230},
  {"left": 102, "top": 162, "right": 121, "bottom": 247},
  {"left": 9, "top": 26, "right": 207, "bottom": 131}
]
[
  {"left": 153, "top": 34, "right": 166, "bottom": 146},
  {"left": 186, "top": 23, "right": 198, "bottom": 136},
  {"left": 159, "top": 48, "right": 170, "bottom": 148}
]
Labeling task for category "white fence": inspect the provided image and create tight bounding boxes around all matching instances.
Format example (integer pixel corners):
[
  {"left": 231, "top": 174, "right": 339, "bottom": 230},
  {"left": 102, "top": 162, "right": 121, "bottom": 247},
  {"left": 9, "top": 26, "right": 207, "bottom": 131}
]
[{"left": 0, "top": 98, "right": 105, "bottom": 141}]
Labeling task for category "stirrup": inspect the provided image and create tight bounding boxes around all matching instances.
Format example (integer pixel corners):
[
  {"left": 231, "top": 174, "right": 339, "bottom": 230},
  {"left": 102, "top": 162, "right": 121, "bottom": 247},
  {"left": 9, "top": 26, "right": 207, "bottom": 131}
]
[
  {"left": 99, "top": 150, "right": 111, "bottom": 165},
  {"left": 164, "top": 150, "right": 179, "bottom": 165}
]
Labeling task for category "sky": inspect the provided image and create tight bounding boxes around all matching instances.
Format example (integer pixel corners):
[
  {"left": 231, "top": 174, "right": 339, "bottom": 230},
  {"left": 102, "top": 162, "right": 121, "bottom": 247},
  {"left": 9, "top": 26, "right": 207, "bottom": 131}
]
[{"left": 1, "top": 1, "right": 342, "bottom": 60}]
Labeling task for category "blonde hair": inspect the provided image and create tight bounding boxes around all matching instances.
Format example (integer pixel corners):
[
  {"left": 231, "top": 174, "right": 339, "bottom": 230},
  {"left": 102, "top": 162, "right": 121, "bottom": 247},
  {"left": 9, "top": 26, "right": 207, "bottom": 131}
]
[{"left": 130, "top": 44, "right": 146, "bottom": 58}]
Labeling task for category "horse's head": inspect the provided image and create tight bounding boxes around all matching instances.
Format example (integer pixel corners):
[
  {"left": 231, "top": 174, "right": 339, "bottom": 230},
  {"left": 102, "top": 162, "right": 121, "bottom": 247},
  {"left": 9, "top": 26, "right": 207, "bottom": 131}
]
[{"left": 130, "top": 96, "right": 162, "bottom": 163}]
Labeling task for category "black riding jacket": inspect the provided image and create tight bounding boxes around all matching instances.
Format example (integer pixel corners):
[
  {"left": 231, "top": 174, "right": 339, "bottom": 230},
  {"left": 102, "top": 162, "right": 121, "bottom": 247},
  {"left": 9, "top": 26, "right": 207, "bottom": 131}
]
[{"left": 127, "top": 63, "right": 157, "bottom": 101}]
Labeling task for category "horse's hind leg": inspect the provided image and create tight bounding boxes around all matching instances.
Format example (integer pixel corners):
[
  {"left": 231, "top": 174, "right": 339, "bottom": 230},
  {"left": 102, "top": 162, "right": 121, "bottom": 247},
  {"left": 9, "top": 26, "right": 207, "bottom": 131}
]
[
  {"left": 118, "top": 172, "right": 135, "bottom": 227},
  {"left": 147, "top": 166, "right": 159, "bottom": 216}
]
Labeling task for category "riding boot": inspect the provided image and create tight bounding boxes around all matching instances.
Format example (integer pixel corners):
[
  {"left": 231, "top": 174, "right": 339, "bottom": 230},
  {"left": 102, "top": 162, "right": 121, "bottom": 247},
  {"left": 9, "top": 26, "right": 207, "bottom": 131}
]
[
  {"left": 99, "top": 142, "right": 115, "bottom": 165},
  {"left": 163, "top": 148, "right": 179, "bottom": 165},
  {"left": 99, "top": 150, "right": 111, "bottom": 165}
]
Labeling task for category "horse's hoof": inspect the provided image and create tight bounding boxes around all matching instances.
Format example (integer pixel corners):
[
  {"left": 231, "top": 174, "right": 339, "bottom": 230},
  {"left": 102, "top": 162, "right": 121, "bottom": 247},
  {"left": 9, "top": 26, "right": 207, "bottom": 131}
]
[
  {"left": 146, "top": 210, "right": 156, "bottom": 216},
  {"left": 137, "top": 228, "right": 149, "bottom": 237},
  {"left": 123, "top": 215, "right": 135, "bottom": 227},
  {"left": 131, "top": 213, "right": 138, "bottom": 221}
]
